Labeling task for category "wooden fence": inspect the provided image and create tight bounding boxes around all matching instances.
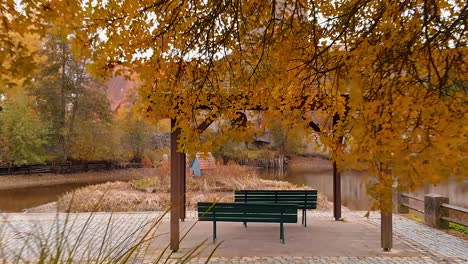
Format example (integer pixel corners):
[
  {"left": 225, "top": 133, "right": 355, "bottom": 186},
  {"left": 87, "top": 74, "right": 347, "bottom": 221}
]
[
  {"left": 0, "top": 161, "right": 143, "bottom": 176},
  {"left": 394, "top": 191, "right": 468, "bottom": 228}
]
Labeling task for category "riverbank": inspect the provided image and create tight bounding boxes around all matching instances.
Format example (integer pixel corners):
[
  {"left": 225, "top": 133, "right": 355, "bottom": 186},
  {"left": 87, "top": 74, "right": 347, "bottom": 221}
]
[
  {"left": 27, "top": 164, "right": 330, "bottom": 213},
  {"left": 0, "top": 168, "right": 152, "bottom": 190},
  {"left": 0, "top": 156, "right": 333, "bottom": 192}
]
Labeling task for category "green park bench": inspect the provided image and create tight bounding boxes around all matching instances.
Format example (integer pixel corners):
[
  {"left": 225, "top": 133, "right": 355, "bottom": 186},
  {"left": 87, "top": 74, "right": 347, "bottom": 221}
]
[
  {"left": 197, "top": 202, "right": 297, "bottom": 244},
  {"left": 234, "top": 190, "right": 318, "bottom": 227}
]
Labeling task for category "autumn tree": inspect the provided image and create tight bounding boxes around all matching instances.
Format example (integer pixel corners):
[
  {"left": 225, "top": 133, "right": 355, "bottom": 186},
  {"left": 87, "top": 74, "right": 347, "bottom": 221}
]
[
  {"left": 0, "top": 26, "right": 49, "bottom": 165},
  {"left": 0, "top": 2, "right": 44, "bottom": 93},
  {"left": 29, "top": 35, "right": 113, "bottom": 161},
  {"left": 114, "top": 110, "right": 152, "bottom": 162},
  {"left": 319, "top": 0, "right": 467, "bottom": 212},
  {"left": 1, "top": 0, "right": 466, "bottom": 212},
  {"left": 0, "top": 91, "right": 49, "bottom": 165}
]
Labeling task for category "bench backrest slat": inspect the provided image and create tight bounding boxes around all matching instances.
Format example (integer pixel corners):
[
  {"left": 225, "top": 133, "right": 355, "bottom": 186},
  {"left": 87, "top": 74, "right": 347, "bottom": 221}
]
[
  {"left": 197, "top": 202, "right": 297, "bottom": 223},
  {"left": 234, "top": 190, "right": 318, "bottom": 209}
]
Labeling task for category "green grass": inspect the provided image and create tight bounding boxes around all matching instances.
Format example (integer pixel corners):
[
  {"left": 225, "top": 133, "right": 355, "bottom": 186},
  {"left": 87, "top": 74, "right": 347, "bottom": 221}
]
[
  {"left": 130, "top": 177, "right": 156, "bottom": 190},
  {"left": 404, "top": 213, "right": 467, "bottom": 238},
  {"left": 406, "top": 213, "right": 424, "bottom": 223},
  {"left": 449, "top": 222, "right": 468, "bottom": 235}
]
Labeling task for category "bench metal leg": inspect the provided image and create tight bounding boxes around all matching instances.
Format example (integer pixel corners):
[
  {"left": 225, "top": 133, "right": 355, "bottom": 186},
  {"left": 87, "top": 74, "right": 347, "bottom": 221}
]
[
  {"left": 213, "top": 220, "right": 217, "bottom": 242},
  {"left": 304, "top": 209, "right": 307, "bottom": 227},
  {"left": 280, "top": 222, "right": 285, "bottom": 244},
  {"left": 243, "top": 221, "right": 247, "bottom": 227}
]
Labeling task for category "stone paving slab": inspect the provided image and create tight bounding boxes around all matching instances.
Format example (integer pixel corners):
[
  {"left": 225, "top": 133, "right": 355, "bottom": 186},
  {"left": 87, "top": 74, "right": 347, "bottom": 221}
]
[
  {"left": 363, "top": 211, "right": 468, "bottom": 263},
  {"left": 151, "top": 215, "right": 423, "bottom": 259},
  {"left": 0, "top": 213, "right": 163, "bottom": 263},
  {"left": 0, "top": 211, "right": 466, "bottom": 263},
  {"left": 182, "top": 256, "right": 465, "bottom": 263}
]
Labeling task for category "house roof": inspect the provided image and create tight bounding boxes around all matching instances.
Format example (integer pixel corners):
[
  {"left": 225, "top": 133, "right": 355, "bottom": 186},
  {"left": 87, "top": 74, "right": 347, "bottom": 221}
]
[{"left": 195, "top": 152, "right": 216, "bottom": 170}]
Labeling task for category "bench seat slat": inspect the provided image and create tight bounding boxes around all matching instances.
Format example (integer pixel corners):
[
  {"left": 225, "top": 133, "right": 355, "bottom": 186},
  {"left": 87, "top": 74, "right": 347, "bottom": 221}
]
[
  {"left": 234, "top": 190, "right": 318, "bottom": 226},
  {"left": 197, "top": 202, "right": 297, "bottom": 244},
  {"left": 198, "top": 207, "right": 297, "bottom": 214},
  {"left": 198, "top": 217, "right": 297, "bottom": 223},
  {"left": 198, "top": 211, "right": 297, "bottom": 217},
  {"left": 197, "top": 202, "right": 297, "bottom": 218},
  {"left": 234, "top": 197, "right": 317, "bottom": 201},
  {"left": 237, "top": 190, "right": 317, "bottom": 192},
  {"left": 233, "top": 200, "right": 317, "bottom": 208},
  {"left": 234, "top": 194, "right": 317, "bottom": 198},
  {"left": 199, "top": 202, "right": 296, "bottom": 207},
  {"left": 198, "top": 211, "right": 297, "bottom": 216},
  {"left": 198, "top": 206, "right": 297, "bottom": 210},
  {"left": 234, "top": 192, "right": 317, "bottom": 195},
  {"left": 233, "top": 201, "right": 316, "bottom": 205},
  {"left": 235, "top": 191, "right": 316, "bottom": 194}
]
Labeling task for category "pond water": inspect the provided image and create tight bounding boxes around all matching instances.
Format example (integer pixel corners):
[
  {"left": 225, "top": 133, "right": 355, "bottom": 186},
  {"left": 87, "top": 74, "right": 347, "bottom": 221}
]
[
  {"left": 0, "top": 182, "right": 102, "bottom": 212},
  {"left": 1, "top": 161, "right": 466, "bottom": 212},
  {"left": 259, "top": 161, "right": 467, "bottom": 210}
]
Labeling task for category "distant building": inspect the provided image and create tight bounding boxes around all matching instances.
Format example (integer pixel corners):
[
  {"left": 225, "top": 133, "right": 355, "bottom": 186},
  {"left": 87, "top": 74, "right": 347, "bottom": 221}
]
[
  {"left": 189, "top": 152, "right": 216, "bottom": 176},
  {"left": 250, "top": 132, "right": 271, "bottom": 149}
]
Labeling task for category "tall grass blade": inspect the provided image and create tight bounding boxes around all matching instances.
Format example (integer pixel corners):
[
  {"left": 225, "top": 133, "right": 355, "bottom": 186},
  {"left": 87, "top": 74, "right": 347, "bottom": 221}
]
[
  {"left": 180, "top": 239, "right": 208, "bottom": 264},
  {"left": 204, "top": 241, "right": 223, "bottom": 264},
  {"left": 113, "top": 209, "right": 170, "bottom": 263}
]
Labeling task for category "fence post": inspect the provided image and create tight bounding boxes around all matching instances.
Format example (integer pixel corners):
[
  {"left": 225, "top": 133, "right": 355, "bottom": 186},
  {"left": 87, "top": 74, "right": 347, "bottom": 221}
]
[
  {"left": 392, "top": 189, "right": 409, "bottom": 214},
  {"left": 424, "top": 194, "right": 449, "bottom": 229}
]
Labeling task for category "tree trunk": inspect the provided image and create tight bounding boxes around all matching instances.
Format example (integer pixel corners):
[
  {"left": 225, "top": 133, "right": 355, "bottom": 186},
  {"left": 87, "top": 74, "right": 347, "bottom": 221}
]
[{"left": 60, "top": 41, "right": 67, "bottom": 161}]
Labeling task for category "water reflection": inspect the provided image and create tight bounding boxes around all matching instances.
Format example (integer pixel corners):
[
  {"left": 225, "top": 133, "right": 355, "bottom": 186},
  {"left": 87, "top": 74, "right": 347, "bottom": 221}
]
[
  {"left": 259, "top": 167, "right": 372, "bottom": 210},
  {"left": 259, "top": 162, "right": 467, "bottom": 210},
  {"left": 412, "top": 179, "right": 468, "bottom": 208},
  {"left": 0, "top": 182, "right": 97, "bottom": 212},
  {"left": 1, "top": 162, "right": 465, "bottom": 213}
]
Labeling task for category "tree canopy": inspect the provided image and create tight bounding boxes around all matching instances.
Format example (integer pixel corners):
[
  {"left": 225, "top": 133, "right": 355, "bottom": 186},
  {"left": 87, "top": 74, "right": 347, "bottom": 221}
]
[{"left": 1, "top": 0, "right": 466, "bottom": 210}]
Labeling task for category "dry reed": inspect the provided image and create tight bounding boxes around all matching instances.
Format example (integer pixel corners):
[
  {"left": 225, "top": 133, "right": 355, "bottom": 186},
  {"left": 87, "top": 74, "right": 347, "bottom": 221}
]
[{"left": 58, "top": 163, "right": 331, "bottom": 212}]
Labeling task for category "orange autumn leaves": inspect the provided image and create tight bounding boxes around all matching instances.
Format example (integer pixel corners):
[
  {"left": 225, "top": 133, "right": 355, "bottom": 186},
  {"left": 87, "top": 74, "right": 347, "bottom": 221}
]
[{"left": 1, "top": 0, "right": 466, "bottom": 211}]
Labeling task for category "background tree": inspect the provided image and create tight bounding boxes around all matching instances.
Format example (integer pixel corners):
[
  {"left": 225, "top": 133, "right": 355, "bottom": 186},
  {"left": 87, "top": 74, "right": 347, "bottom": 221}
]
[
  {"left": 29, "top": 35, "right": 113, "bottom": 161},
  {"left": 0, "top": 90, "right": 49, "bottom": 165},
  {"left": 116, "top": 112, "right": 153, "bottom": 163},
  {"left": 269, "top": 116, "right": 307, "bottom": 156}
]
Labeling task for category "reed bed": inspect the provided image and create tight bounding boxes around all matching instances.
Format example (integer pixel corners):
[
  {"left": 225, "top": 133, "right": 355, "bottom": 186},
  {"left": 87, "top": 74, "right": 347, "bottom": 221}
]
[{"left": 58, "top": 163, "right": 330, "bottom": 212}]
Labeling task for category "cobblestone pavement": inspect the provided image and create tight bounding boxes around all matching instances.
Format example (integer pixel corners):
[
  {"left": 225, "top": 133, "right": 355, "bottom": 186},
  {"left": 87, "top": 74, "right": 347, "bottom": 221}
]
[
  {"left": 181, "top": 256, "right": 465, "bottom": 263},
  {"left": 363, "top": 211, "right": 468, "bottom": 264},
  {"left": 0, "top": 212, "right": 164, "bottom": 263},
  {"left": 0, "top": 211, "right": 466, "bottom": 263}
]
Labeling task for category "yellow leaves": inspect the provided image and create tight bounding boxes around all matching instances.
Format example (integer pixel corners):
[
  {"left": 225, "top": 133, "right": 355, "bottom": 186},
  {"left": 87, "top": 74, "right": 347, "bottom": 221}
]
[
  {"left": 0, "top": 30, "right": 44, "bottom": 91},
  {"left": 1, "top": 0, "right": 465, "bottom": 211}
]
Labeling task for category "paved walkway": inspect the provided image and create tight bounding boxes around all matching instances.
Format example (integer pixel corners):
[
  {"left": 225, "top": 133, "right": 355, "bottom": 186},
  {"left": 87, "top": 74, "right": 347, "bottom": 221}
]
[
  {"left": 0, "top": 211, "right": 466, "bottom": 263},
  {"left": 365, "top": 211, "right": 468, "bottom": 262}
]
